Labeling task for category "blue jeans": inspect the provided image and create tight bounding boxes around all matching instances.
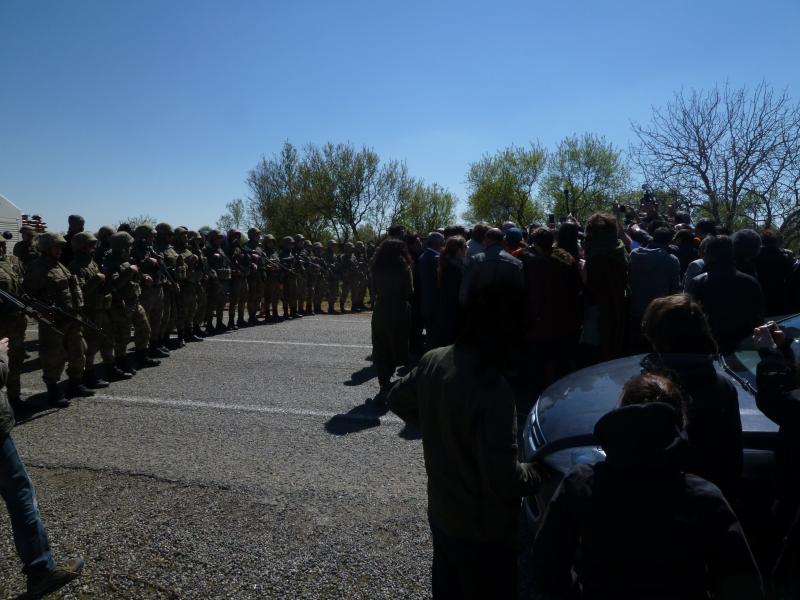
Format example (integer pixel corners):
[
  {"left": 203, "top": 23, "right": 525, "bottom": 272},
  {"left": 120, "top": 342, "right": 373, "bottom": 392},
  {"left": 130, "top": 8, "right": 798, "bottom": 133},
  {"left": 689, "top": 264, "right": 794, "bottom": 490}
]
[{"left": 0, "top": 434, "right": 55, "bottom": 578}]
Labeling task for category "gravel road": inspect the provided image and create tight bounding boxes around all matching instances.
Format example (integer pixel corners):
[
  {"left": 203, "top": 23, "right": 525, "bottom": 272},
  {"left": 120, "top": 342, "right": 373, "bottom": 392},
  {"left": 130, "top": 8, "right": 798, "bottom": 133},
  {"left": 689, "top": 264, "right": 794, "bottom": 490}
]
[{"left": 0, "top": 314, "right": 432, "bottom": 599}]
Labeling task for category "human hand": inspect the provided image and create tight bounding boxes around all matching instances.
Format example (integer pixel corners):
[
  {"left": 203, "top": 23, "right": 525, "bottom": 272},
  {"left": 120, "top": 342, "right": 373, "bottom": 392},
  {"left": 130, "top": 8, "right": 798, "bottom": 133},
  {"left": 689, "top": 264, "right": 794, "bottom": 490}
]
[
  {"left": 753, "top": 323, "right": 785, "bottom": 351},
  {"left": 0, "top": 338, "right": 8, "bottom": 353}
]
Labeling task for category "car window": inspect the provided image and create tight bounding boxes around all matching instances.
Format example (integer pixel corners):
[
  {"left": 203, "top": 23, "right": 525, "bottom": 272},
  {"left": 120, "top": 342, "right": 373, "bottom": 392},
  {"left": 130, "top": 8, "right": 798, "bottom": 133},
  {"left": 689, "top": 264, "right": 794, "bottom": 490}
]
[{"left": 725, "top": 314, "right": 800, "bottom": 389}]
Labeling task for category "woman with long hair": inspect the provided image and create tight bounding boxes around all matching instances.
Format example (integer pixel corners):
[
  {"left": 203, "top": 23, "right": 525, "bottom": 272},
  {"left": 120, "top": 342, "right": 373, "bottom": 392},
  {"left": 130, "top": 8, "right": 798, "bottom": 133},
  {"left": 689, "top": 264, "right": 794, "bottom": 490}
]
[
  {"left": 370, "top": 238, "right": 414, "bottom": 393},
  {"left": 431, "top": 236, "right": 467, "bottom": 348}
]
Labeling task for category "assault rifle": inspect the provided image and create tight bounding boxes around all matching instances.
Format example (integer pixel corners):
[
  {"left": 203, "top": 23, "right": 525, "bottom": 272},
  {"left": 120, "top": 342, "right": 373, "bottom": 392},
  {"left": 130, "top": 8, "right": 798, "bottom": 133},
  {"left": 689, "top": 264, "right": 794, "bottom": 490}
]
[
  {"left": 13, "top": 290, "right": 111, "bottom": 340},
  {"left": 264, "top": 258, "right": 300, "bottom": 277},
  {"left": 0, "top": 287, "right": 64, "bottom": 336}
]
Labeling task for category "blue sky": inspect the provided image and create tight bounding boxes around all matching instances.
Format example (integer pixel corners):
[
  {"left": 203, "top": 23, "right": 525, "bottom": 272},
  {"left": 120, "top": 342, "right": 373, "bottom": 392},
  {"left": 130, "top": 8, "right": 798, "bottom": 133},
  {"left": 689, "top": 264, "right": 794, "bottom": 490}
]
[{"left": 1, "top": 0, "right": 798, "bottom": 231}]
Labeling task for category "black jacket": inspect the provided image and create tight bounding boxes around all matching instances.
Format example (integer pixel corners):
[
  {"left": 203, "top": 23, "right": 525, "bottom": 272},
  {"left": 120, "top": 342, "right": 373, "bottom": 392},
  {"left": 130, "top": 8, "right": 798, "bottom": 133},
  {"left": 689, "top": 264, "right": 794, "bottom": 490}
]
[
  {"left": 756, "top": 246, "right": 796, "bottom": 316},
  {"left": 531, "top": 403, "right": 763, "bottom": 600},
  {"left": 689, "top": 268, "right": 765, "bottom": 354},
  {"left": 643, "top": 353, "right": 743, "bottom": 501}
]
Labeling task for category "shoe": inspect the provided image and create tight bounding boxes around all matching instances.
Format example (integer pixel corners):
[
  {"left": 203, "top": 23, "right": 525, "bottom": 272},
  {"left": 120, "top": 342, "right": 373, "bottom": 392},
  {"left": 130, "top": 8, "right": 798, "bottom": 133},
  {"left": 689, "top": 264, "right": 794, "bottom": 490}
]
[
  {"left": 328, "top": 308, "right": 336, "bottom": 315},
  {"left": 82, "top": 370, "right": 110, "bottom": 389},
  {"left": 148, "top": 344, "right": 170, "bottom": 359},
  {"left": 227, "top": 320, "right": 238, "bottom": 331},
  {"left": 8, "top": 395, "right": 26, "bottom": 417},
  {"left": 215, "top": 323, "right": 227, "bottom": 334},
  {"left": 184, "top": 329, "right": 203, "bottom": 342},
  {"left": 27, "top": 557, "right": 84, "bottom": 598},
  {"left": 135, "top": 350, "right": 160, "bottom": 369},
  {"left": 166, "top": 335, "right": 185, "bottom": 350},
  {"left": 116, "top": 357, "right": 137, "bottom": 376},
  {"left": 66, "top": 378, "right": 95, "bottom": 399},
  {"left": 247, "top": 317, "right": 259, "bottom": 326},
  {"left": 105, "top": 363, "right": 133, "bottom": 381},
  {"left": 46, "top": 383, "right": 70, "bottom": 408}
]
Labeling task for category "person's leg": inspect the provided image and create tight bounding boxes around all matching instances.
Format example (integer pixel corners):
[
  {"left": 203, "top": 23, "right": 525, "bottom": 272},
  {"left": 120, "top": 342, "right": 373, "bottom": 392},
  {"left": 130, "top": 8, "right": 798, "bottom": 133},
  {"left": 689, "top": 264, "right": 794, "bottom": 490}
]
[
  {"left": 429, "top": 520, "right": 463, "bottom": 600},
  {"left": 0, "top": 434, "right": 55, "bottom": 578}
]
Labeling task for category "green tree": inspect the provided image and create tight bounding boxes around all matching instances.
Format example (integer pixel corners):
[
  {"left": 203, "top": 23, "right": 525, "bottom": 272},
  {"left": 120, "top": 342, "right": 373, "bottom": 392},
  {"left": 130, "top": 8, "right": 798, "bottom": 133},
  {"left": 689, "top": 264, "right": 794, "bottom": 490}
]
[
  {"left": 216, "top": 198, "right": 248, "bottom": 232},
  {"left": 542, "top": 133, "right": 629, "bottom": 222},
  {"left": 398, "top": 181, "right": 457, "bottom": 235},
  {"left": 465, "top": 143, "right": 546, "bottom": 225},
  {"left": 116, "top": 214, "right": 157, "bottom": 229}
]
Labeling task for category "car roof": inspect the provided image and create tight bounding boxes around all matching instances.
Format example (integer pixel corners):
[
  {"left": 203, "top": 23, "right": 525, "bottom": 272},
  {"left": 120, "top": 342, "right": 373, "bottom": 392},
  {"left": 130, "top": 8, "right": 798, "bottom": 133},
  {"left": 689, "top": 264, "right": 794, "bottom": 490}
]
[{"left": 535, "top": 353, "right": 777, "bottom": 450}]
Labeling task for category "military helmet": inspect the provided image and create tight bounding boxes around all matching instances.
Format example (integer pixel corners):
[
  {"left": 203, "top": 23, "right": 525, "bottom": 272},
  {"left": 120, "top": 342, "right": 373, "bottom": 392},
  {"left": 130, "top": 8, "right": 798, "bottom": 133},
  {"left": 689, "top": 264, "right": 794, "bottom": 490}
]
[
  {"left": 355, "top": 240, "right": 365, "bottom": 247},
  {"left": 282, "top": 235, "right": 294, "bottom": 244},
  {"left": 173, "top": 226, "right": 188, "bottom": 236},
  {"left": 313, "top": 241, "right": 323, "bottom": 248},
  {"left": 134, "top": 224, "right": 155, "bottom": 239},
  {"left": 327, "top": 239, "right": 335, "bottom": 246},
  {"left": 187, "top": 230, "right": 200, "bottom": 241},
  {"left": 155, "top": 222, "right": 173, "bottom": 235},
  {"left": 110, "top": 231, "right": 134, "bottom": 251},
  {"left": 19, "top": 224, "right": 35, "bottom": 234},
  {"left": 97, "top": 225, "right": 116, "bottom": 239},
  {"left": 38, "top": 232, "right": 67, "bottom": 251},
  {"left": 227, "top": 229, "right": 241, "bottom": 238},
  {"left": 263, "top": 233, "right": 276, "bottom": 242},
  {"left": 344, "top": 241, "right": 354, "bottom": 250},
  {"left": 247, "top": 227, "right": 261, "bottom": 237},
  {"left": 71, "top": 231, "right": 98, "bottom": 250},
  {"left": 293, "top": 234, "right": 305, "bottom": 241},
  {"left": 304, "top": 240, "right": 312, "bottom": 247}
]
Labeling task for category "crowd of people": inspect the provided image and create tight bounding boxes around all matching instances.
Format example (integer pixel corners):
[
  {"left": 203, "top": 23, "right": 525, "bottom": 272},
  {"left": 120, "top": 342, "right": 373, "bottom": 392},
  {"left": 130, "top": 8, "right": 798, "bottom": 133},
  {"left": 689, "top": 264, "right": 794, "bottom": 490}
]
[
  {"left": 0, "top": 215, "right": 377, "bottom": 412},
  {"left": 367, "top": 208, "right": 800, "bottom": 598}
]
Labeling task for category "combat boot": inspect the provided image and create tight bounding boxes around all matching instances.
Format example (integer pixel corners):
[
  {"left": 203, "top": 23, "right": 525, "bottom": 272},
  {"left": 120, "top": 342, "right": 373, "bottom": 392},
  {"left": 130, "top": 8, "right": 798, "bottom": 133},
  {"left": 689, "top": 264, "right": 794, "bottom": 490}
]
[
  {"left": 227, "top": 318, "right": 238, "bottom": 331},
  {"left": 215, "top": 320, "right": 227, "bottom": 334},
  {"left": 185, "top": 328, "right": 203, "bottom": 342},
  {"left": 148, "top": 343, "right": 170, "bottom": 359},
  {"left": 135, "top": 349, "right": 161, "bottom": 369},
  {"left": 82, "top": 368, "right": 110, "bottom": 389},
  {"left": 46, "top": 382, "right": 70, "bottom": 408},
  {"left": 27, "top": 558, "right": 84, "bottom": 599},
  {"left": 247, "top": 316, "right": 259, "bottom": 326},
  {"left": 66, "top": 378, "right": 95, "bottom": 399},
  {"left": 8, "top": 395, "right": 26, "bottom": 417},
  {"left": 237, "top": 318, "right": 248, "bottom": 328},
  {"left": 328, "top": 306, "right": 336, "bottom": 315},
  {"left": 105, "top": 362, "right": 133, "bottom": 381},
  {"left": 167, "top": 333, "right": 186, "bottom": 349},
  {"left": 116, "top": 356, "right": 137, "bottom": 376},
  {"left": 314, "top": 305, "right": 323, "bottom": 314}
]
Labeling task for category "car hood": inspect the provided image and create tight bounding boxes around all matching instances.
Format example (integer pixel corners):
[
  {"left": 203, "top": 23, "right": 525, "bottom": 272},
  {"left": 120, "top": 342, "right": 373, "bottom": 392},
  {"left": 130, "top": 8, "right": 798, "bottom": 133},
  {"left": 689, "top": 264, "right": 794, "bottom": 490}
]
[{"left": 534, "top": 354, "right": 776, "bottom": 449}]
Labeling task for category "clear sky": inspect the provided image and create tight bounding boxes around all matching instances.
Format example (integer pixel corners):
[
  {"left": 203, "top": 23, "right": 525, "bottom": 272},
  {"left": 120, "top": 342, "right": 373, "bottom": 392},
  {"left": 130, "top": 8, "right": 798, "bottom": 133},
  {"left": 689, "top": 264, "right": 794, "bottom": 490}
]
[{"left": 1, "top": 0, "right": 798, "bottom": 231}]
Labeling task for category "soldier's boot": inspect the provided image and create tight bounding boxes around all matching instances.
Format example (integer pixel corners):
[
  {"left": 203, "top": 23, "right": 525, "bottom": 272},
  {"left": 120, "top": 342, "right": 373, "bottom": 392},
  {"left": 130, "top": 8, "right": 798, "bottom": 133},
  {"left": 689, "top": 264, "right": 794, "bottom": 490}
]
[
  {"left": 185, "top": 328, "right": 203, "bottom": 343},
  {"left": 215, "top": 318, "right": 227, "bottom": 334},
  {"left": 193, "top": 324, "right": 207, "bottom": 338},
  {"left": 46, "top": 382, "right": 70, "bottom": 408},
  {"left": 82, "top": 367, "right": 110, "bottom": 389},
  {"left": 135, "top": 349, "right": 161, "bottom": 369},
  {"left": 167, "top": 333, "right": 185, "bottom": 350},
  {"left": 8, "top": 394, "right": 26, "bottom": 417},
  {"left": 149, "top": 342, "right": 170, "bottom": 359},
  {"left": 328, "top": 306, "right": 336, "bottom": 315},
  {"left": 271, "top": 304, "right": 280, "bottom": 321},
  {"left": 66, "top": 378, "right": 95, "bottom": 399},
  {"left": 105, "top": 362, "right": 133, "bottom": 381},
  {"left": 247, "top": 315, "right": 259, "bottom": 326},
  {"left": 339, "top": 302, "right": 347, "bottom": 313},
  {"left": 116, "top": 356, "right": 137, "bottom": 376},
  {"left": 227, "top": 316, "right": 238, "bottom": 331},
  {"left": 237, "top": 317, "right": 248, "bottom": 328}
]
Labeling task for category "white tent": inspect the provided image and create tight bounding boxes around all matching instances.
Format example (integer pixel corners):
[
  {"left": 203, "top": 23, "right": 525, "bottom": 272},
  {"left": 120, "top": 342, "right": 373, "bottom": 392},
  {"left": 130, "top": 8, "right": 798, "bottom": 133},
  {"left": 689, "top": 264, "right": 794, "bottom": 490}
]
[{"left": 0, "top": 194, "right": 22, "bottom": 244}]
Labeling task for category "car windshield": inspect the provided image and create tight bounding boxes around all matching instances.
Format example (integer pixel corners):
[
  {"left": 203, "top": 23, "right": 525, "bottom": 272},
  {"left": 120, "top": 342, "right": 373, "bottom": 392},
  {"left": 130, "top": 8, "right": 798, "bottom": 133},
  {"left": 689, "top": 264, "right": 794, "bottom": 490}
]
[{"left": 723, "top": 314, "right": 800, "bottom": 390}]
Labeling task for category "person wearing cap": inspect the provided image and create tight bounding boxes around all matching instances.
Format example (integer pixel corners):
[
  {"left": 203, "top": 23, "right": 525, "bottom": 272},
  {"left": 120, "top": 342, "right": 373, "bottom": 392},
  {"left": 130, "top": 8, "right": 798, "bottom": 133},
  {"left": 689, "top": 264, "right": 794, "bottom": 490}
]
[
  {"left": 68, "top": 232, "right": 131, "bottom": 388},
  {"left": 154, "top": 223, "right": 184, "bottom": 348},
  {"left": 337, "top": 242, "right": 359, "bottom": 313},
  {"left": 278, "top": 236, "right": 301, "bottom": 319},
  {"left": 323, "top": 240, "right": 340, "bottom": 315},
  {"left": 459, "top": 228, "right": 523, "bottom": 307},
  {"left": 244, "top": 228, "right": 265, "bottom": 325},
  {"left": 132, "top": 225, "right": 170, "bottom": 358},
  {"left": 59, "top": 214, "right": 85, "bottom": 267},
  {"left": 13, "top": 225, "right": 40, "bottom": 270},
  {"left": 0, "top": 237, "right": 27, "bottom": 412},
  {"left": 203, "top": 230, "right": 232, "bottom": 333},
  {"left": 103, "top": 232, "right": 159, "bottom": 374},
  {"left": 23, "top": 233, "right": 91, "bottom": 404},
  {"left": 224, "top": 229, "right": 250, "bottom": 329},
  {"left": 262, "top": 234, "right": 281, "bottom": 322},
  {"left": 503, "top": 227, "right": 526, "bottom": 258},
  {"left": 173, "top": 227, "right": 202, "bottom": 343}
]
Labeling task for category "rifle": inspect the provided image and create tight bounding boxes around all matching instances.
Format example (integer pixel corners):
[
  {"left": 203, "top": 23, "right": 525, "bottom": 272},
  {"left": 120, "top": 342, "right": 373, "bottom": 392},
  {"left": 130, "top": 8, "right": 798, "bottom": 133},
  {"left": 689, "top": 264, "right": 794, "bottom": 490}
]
[
  {"left": 21, "top": 292, "right": 111, "bottom": 340},
  {"left": 265, "top": 258, "right": 300, "bottom": 277},
  {"left": 0, "top": 287, "right": 65, "bottom": 336}
]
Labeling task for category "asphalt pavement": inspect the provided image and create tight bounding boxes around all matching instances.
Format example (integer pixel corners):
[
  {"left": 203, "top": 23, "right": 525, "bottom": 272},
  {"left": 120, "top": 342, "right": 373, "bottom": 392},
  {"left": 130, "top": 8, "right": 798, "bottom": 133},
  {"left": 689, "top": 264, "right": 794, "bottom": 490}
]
[{"left": 0, "top": 313, "right": 432, "bottom": 599}]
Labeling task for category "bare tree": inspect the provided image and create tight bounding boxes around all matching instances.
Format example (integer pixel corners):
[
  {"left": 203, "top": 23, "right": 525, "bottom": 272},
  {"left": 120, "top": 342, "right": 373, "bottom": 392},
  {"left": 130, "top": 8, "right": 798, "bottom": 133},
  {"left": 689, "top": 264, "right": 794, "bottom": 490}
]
[{"left": 631, "top": 82, "right": 800, "bottom": 230}]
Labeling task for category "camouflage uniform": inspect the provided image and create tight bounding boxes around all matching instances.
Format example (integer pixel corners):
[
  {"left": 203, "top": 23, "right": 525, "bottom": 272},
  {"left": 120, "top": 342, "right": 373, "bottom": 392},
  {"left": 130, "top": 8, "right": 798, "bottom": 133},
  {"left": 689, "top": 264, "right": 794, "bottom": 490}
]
[
  {"left": 323, "top": 241, "right": 340, "bottom": 314},
  {"left": 173, "top": 227, "right": 202, "bottom": 342},
  {"left": 279, "top": 236, "right": 300, "bottom": 318},
  {"left": 352, "top": 241, "right": 368, "bottom": 311},
  {"left": 0, "top": 249, "right": 27, "bottom": 404},
  {"left": 23, "top": 233, "right": 89, "bottom": 401},
  {"left": 292, "top": 235, "right": 308, "bottom": 316},
  {"left": 154, "top": 222, "right": 182, "bottom": 348},
  {"left": 187, "top": 231, "right": 210, "bottom": 336},
  {"left": 262, "top": 235, "right": 281, "bottom": 321},
  {"left": 68, "top": 232, "right": 118, "bottom": 387},
  {"left": 204, "top": 230, "right": 231, "bottom": 332},
  {"left": 225, "top": 230, "right": 250, "bottom": 329},
  {"left": 12, "top": 225, "right": 40, "bottom": 270},
  {"left": 310, "top": 242, "right": 326, "bottom": 313},
  {"left": 103, "top": 232, "right": 159, "bottom": 372},
  {"left": 244, "top": 228, "right": 265, "bottom": 324},
  {"left": 337, "top": 243, "right": 359, "bottom": 313},
  {"left": 94, "top": 225, "right": 116, "bottom": 265},
  {"left": 133, "top": 225, "right": 168, "bottom": 356},
  {"left": 302, "top": 240, "right": 319, "bottom": 315}
]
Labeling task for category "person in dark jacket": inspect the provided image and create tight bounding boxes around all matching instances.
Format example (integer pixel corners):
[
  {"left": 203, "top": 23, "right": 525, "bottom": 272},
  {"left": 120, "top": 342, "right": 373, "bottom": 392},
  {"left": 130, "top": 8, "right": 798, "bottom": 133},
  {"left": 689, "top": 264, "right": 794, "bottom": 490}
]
[
  {"left": 388, "top": 281, "right": 544, "bottom": 600},
  {"left": 530, "top": 373, "right": 764, "bottom": 600},
  {"left": 753, "top": 322, "right": 800, "bottom": 598},
  {"left": 520, "top": 227, "right": 583, "bottom": 385},
  {"left": 370, "top": 239, "right": 414, "bottom": 393},
  {"left": 431, "top": 236, "right": 466, "bottom": 348},
  {"left": 756, "top": 229, "right": 796, "bottom": 317},
  {"left": 405, "top": 230, "right": 425, "bottom": 354},
  {"left": 0, "top": 338, "right": 85, "bottom": 596},
  {"left": 642, "top": 294, "right": 743, "bottom": 501},
  {"left": 417, "top": 232, "right": 444, "bottom": 345},
  {"left": 732, "top": 228, "right": 762, "bottom": 278},
  {"left": 673, "top": 228, "right": 698, "bottom": 277},
  {"left": 689, "top": 235, "right": 765, "bottom": 354},
  {"left": 459, "top": 228, "right": 523, "bottom": 306}
]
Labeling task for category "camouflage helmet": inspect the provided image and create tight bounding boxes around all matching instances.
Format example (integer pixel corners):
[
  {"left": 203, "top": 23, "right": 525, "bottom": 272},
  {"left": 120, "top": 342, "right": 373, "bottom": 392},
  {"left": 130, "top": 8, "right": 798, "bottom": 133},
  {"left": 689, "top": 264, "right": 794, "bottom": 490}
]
[
  {"left": 327, "top": 239, "right": 335, "bottom": 246},
  {"left": 207, "top": 229, "right": 222, "bottom": 241},
  {"left": 304, "top": 240, "right": 312, "bottom": 248},
  {"left": 282, "top": 235, "right": 295, "bottom": 245},
  {"left": 71, "top": 231, "right": 98, "bottom": 251},
  {"left": 110, "top": 231, "right": 135, "bottom": 252},
  {"left": 19, "top": 224, "right": 35, "bottom": 234},
  {"left": 263, "top": 233, "right": 276, "bottom": 242},
  {"left": 355, "top": 240, "right": 365, "bottom": 247},
  {"left": 293, "top": 234, "right": 305, "bottom": 241},
  {"left": 173, "top": 226, "right": 188, "bottom": 237},
  {"left": 247, "top": 227, "right": 261, "bottom": 237},
  {"left": 97, "top": 225, "right": 116, "bottom": 239},
  {"left": 134, "top": 224, "right": 155, "bottom": 239},
  {"left": 313, "top": 241, "right": 323, "bottom": 248},
  {"left": 227, "top": 229, "right": 241, "bottom": 238},
  {"left": 343, "top": 241, "right": 354, "bottom": 250},
  {"left": 155, "top": 222, "right": 173, "bottom": 235},
  {"left": 38, "top": 232, "right": 67, "bottom": 252}
]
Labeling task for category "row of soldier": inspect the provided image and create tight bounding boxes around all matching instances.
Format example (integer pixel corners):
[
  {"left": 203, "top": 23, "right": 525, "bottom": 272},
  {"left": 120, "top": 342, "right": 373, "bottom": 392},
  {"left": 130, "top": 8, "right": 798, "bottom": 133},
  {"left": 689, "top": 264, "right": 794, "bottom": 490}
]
[{"left": 0, "top": 215, "right": 376, "bottom": 413}]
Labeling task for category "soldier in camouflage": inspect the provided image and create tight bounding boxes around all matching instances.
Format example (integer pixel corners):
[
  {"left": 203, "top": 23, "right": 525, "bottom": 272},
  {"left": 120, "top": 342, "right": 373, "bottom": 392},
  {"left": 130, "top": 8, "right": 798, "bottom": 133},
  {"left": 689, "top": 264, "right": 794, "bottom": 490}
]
[
  {"left": 204, "top": 230, "right": 231, "bottom": 333},
  {"left": 262, "top": 234, "right": 281, "bottom": 322},
  {"left": 225, "top": 229, "right": 249, "bottom": 330},
  {"left": 133, "top": 225, "right": 170, "bottom": 359},
  {"left": 187, "top": 231, "right": 210, "bottom": 337},
  {"left": 23, "top": 233, "right": 90, "bottom": 404},
  {"left": 0, "top": 235, "right": 27, "bottom": 413},
  {"left": 279, "top": 236, "right": 300, "bottom": 319},
  {"left": 244, "top": 228, "right": 265, "bottom": 325},
  {"left": 292, "top": 235, "right": 308, "bottom": 316},
  {"left": 12, "top": 225, "right": 40, "bottom": 271},
  {"left": 94, "top": 225, "right": 116, "bottom": 265},
  {"left": 311, "top": 242, "right": 326, "bottom": 314},
  {"left": 337, "top": 242, "right": 359, "bottom": 313},
  {"left": 173, "top": 227, "right": 203, "bottom": 343},
  {"left": 154, "top": 223, "right": 183, "bottom": 349},
  {"left": 324, "top": 240, "right": 339, "bottom": 315}
]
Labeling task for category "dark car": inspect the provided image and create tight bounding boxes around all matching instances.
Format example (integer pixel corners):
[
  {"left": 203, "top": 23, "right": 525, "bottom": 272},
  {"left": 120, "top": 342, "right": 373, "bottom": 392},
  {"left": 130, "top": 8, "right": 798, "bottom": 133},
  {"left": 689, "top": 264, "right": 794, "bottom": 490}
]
[{"left": 522, "top": 313, "right": 800, "bottom": 532}]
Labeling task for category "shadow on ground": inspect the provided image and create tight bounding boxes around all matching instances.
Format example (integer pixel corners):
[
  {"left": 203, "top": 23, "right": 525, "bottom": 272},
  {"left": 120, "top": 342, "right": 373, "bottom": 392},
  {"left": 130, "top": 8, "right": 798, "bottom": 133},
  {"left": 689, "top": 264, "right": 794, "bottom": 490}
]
[
  {"left": 344, "top": 364, "right": 377, "bottom": 387},
  {"left": 324, "top": 398, "right": 388, "bottom": 436}
]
